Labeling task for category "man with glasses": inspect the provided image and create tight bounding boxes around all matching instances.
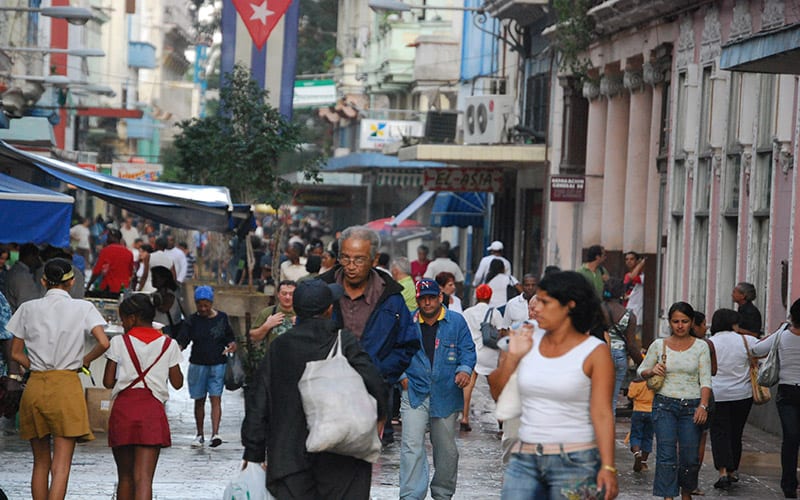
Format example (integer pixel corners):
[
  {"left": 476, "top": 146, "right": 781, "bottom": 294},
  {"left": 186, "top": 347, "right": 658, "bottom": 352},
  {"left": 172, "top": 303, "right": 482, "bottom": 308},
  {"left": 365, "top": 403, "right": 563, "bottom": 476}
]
[{"left": 319, "top": 226, "right": 420, "bottom": 446}]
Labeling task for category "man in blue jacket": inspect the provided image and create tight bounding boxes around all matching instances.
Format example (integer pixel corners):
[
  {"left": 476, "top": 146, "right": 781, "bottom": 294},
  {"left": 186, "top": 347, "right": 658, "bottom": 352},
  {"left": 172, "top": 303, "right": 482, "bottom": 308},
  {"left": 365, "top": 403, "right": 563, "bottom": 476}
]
[
  {"left": 399, "top": 278, "right": 476, "bottom": 500},
  {"left": 318, "top": 225, "right": 420, "bottom": 445}
]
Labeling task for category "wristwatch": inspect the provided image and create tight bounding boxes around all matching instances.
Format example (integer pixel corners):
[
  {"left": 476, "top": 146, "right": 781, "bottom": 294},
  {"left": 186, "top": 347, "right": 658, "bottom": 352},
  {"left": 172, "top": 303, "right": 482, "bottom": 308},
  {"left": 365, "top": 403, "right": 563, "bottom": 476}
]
[
  {"left": 8, "top": 374, "right": 23, "bottom": 382},
  {"left": 699, "top": 404, "right": 709, "bottom": 411}
]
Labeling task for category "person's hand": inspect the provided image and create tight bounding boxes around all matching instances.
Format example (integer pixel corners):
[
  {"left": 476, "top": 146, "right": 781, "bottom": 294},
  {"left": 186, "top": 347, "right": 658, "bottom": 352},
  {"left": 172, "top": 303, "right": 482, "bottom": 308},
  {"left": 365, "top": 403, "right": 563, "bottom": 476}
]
[
  {"left": 241, "top": 460, "right": 267, "bottom": 471},
  {"left": 400, "top": 378, "right": 408, "bottom": 391},
  {"left": 507, "top": 323, "right": 534, "bottom": 360},
  {"left": 223, "top": 342, "right": 237, "bottom": 354},
  {"left": 694, "top": 405, "right": 708, "bottom": 425},
  {"left": 454, "top": 372, "right": 470, "bottom": 388},
  {"left": 266, "top": 312, "right": 285, "bottom": 330},
  {"left": 597, "top": 468, "right": 619, "bottom": 499},
  {"left": 650, "top": 362, "right": 666, "bottom": 377}
]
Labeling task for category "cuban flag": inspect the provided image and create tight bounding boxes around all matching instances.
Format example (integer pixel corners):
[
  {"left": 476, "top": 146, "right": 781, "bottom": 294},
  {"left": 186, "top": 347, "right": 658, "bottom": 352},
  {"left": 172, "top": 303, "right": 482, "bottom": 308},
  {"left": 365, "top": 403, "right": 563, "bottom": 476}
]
[{"left": 221, "top": 0, "right": 300, "bottom": 119}]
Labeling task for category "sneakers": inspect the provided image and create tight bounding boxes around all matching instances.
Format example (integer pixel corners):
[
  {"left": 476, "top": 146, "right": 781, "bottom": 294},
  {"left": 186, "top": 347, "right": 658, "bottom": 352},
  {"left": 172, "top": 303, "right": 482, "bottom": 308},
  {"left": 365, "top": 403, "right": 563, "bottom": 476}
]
[
  {"left": 633, "top": 451, "right": 643, "bottom": 472},
  {"left": 210, "top": 435, "right": 223, "bottom": 448},
  {"left": 191, "top": 435, "right": 204, "bottom": 448},
  {"left": 713, "top": 476, "right": 731, "bottom": 490}
]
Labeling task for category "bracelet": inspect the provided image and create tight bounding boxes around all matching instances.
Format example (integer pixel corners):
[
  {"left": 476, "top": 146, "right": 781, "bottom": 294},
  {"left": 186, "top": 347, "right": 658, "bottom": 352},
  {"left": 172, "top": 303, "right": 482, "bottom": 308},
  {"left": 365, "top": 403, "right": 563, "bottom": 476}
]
[
  {"left": 601, "top": 464, "right": 618, "bottom": 475},
  {"left": 8, "top": 374, "right": 23, "bottom": 382}
]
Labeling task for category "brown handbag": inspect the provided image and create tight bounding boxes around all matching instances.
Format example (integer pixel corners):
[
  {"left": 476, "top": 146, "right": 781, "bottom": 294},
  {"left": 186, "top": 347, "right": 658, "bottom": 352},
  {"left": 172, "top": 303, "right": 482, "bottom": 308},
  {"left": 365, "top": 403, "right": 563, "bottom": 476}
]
[
  {"left": 646, "top": 340, "right": 667, "bottom": 391},
  {"left": 743, "top": 335, "right": 772, "bottom": 405}
]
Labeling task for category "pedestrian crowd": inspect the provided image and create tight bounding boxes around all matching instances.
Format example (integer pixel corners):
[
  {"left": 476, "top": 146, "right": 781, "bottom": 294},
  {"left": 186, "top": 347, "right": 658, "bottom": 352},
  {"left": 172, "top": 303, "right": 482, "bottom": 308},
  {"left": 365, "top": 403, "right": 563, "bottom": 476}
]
[{"left": 1, "top": 218, "right": 799, "bottom": 500}]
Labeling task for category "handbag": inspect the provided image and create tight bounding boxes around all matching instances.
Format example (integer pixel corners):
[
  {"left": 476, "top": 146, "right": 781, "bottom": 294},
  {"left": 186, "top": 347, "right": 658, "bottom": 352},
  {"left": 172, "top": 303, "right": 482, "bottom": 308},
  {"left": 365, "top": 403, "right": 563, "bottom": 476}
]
[
  {"left": 646, "top": 340, "right": 667, "bottom": 391},
  {"left": 495, "top": 370, "right": 521, "bottom": 421},
  {"left": 298, "top": 330, "right": 381, "bottom": 462},
  {"left": 481, "top": 307, "right": 500, "bottom": 349},
  {"left": 506, "top": 276, "right": 520, "bottom": 301},
  {"left": 757, "top": 323, "right": 787, "bottom": 387},
  {"left": 222, "top": 462, "right": 273, "bottom": 500},
  {"left": 224, "top": 351, "right": 245, "bottom": 391},
  {"left": 742, "top": 334, "right": 771, "bottom": 405}
]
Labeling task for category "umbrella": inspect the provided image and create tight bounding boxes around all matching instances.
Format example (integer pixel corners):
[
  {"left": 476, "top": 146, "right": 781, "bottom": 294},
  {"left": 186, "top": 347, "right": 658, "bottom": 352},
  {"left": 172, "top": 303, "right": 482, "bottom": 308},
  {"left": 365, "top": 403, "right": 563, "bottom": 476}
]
[{"left": 364, "top": 217, "right": 432, "bottom": 245}]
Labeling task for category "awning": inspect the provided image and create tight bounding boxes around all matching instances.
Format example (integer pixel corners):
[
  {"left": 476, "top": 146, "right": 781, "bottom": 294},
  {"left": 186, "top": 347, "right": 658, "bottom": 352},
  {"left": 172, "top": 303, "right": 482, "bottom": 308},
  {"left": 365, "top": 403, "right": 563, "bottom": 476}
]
[
  {"left": 323, "top": 152, "right": 448, "bottom": 172},
  {"left": 0, "top": 173, "right": 73, "bottom": 246},
  {"left": 0, "top": 140, "right": 237, "bottom": 233},
  {"left": 431, "top": 192, "right": 487, "bottom": 228},
  {"left": 720, "top": 23, "right": 800, "bottom": 74}
]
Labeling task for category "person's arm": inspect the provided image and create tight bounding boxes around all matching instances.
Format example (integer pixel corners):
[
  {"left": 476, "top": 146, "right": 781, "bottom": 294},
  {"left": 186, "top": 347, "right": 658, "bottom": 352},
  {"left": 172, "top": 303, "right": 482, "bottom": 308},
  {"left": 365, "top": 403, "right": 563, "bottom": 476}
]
[
  {"left": 223, "top": 314, "right": 237, "bottom": 353},
  {"left": 454, "top": 317, "right": 476, "bottom": 387},
  {"left": 624, "top": 312, "right": 643, "bottom": 365},
  {"left": 249, "top": 310, "right": 284, "bottom": 343},
  {"left": 625, "top": 258, "right": 646, "bottom": 281},
  {"left": 103, "top": 359, "right": 117, "bottom": 389},
  {"left": 83, "top": 325, "right": 110, "bottom": 368},
  {"left": 587, "top": 343, "right": 619, "bottom": 500},
  {"left": 694, "top": 342, "right": 713, "bottom": 424},
  {"left": 487, "top": 324, "right": 533, "bottom": 401},
  {"left": 750, "top": 327, "right": 781, "bottom": 357},
  {"left": 637, "top": 340, "right": 660, "bottom": 379},
  {"left": 168, "top": 363, "right": 183, "bottom": 389},
  {"left": 10, "top": 336, "right": 29, "bottom": 370},
  {"left": 704, "top": 338, "right": 718, "bottom": 376},
  {"left": 376, "top": 300, "right": 421, "bottom": 382},
  {"left": 137, "top": 253, "right": 150, "bottom": 291}
]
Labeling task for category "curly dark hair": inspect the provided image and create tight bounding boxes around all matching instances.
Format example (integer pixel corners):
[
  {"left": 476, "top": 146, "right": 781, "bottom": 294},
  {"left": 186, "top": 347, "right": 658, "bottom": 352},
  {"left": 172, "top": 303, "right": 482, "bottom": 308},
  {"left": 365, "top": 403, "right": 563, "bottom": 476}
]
[
  {"left": 119, "top": 293, "right": 160, "bottom": 323},
  {"left": 537, "top": 271, "right": 601, "bottom": 333}
]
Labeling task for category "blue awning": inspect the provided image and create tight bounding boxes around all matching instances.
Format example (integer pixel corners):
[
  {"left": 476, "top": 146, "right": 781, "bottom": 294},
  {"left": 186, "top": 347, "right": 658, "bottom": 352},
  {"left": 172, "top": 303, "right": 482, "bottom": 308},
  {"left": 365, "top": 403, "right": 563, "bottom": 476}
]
[
  {"left": 720, "top": 23, "right": 800, "bottom": 74},
  {"left": 431, "top": 192, "right": 487, "bottom": 228},
  {"left": 0, "top": 173, "right": 73, "bottom": 246},
  {"left": 323, "top": 152, "right": 448, "bottom": 172},
  {"left": 0, "top": 140, "right": 238, "bottom": 233}
]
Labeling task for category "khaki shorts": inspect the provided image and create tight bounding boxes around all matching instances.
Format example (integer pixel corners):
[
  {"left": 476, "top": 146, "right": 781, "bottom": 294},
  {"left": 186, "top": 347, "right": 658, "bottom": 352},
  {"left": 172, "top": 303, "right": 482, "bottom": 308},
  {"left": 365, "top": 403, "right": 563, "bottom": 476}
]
[{"left": 19, "top": 370, "right": 94, "bottom": 443}]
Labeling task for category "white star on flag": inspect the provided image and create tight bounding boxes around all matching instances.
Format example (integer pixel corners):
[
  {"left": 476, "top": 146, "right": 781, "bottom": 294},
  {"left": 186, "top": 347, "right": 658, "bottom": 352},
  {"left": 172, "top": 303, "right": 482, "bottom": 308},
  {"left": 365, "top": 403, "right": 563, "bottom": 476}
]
[{"left": 250, "top": 1, "right": 274, "bottom": 24}]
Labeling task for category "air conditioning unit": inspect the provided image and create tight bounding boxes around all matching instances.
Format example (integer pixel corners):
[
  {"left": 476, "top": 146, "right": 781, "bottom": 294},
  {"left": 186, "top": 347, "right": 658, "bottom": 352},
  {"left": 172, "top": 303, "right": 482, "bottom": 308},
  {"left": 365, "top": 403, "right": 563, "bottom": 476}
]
[{"left": 463, "top": 95, "right": 514, "bottom": 145}]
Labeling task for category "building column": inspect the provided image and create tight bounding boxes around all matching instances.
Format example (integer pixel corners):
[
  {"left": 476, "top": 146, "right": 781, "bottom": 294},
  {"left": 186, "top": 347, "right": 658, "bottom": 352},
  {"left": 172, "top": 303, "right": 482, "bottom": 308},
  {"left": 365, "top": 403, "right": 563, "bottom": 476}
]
[
  {"left": 581, "top": 80, "right": 606, "bottom": 247},
  {"left": 644, "top": 60, "right": 666, "bottom": 255},
  {"left": 622, "top": 66, "right": 652, "bottom": 253},
  {"left": 600, "top": 71, "right": 629, "bottom": 251}
]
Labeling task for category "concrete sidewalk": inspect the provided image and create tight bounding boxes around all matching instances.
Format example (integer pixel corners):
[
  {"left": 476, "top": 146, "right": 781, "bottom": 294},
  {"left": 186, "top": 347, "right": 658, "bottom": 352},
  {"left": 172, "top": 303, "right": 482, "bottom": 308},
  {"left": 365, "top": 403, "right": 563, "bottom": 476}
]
[{"left": 0, "top": 351, "right": 790, "bottom": 498}]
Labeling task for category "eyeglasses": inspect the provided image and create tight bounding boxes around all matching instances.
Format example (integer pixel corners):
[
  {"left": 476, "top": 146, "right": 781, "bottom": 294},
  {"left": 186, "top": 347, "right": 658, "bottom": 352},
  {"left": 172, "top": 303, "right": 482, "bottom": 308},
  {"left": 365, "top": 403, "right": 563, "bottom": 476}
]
[{"left": 339, "top": 255, "right": 371, "bottom": 266}]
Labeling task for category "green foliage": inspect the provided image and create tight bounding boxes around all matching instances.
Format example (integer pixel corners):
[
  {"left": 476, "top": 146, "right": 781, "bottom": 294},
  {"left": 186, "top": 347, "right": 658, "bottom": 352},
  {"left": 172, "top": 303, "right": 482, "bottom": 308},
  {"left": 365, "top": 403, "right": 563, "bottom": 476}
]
[
  {"left": 172, "top": 64, "right": 318, "bottom": 206},
  {"left": 552, "top": 0, "right": 595, "bottom": 81},
  {"left": 296, "top": 0, "right": 338, "bottom": 74}
]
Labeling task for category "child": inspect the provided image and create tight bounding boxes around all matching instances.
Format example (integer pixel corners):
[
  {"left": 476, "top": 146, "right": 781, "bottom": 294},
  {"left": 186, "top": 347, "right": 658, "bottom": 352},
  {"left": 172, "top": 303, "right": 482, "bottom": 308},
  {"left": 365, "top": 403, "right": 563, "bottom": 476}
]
[
  {"left": 627, "top": 373, "right": 655, "bottom": 472},
  {"left": 177, "top": 286, "right": 236, "bottom": 448}
]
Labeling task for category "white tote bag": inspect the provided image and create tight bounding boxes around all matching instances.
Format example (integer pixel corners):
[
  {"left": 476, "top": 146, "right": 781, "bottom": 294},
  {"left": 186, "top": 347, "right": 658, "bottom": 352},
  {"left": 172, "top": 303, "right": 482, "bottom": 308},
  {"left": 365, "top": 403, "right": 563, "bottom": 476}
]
[
  {"left": 495, "top": 371, "right": 522, "bottom": 421},
  {"left": 298, "top": 331, "right": 382, "bottom": 463}
]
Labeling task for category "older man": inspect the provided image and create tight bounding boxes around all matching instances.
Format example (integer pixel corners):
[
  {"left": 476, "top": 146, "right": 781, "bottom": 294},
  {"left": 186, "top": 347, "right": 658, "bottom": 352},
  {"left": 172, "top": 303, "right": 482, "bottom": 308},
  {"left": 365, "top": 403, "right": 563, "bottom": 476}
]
[
  {"left": 319, "top": 225, "right": 419, "bottom": 446},
  {"left": 400, "top": 278, "right": 476, "bottom": 499},
  {"left": 732, "top": 282, "right": 762, "bottom": 338}
]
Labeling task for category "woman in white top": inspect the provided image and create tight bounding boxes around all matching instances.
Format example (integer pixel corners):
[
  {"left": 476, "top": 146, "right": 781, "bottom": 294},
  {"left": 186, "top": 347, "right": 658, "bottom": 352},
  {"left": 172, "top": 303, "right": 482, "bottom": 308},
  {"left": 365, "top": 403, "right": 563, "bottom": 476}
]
[
  {"left": 104, "top": 293, "right": 183, "bottom": 500},
  {"left": 708, "top": 308, "right": 756, "bottom": 489},
  {"left": 9, "top": 258, "right": 109, "bottom": 500},
  {"left": 435, "top": 271, "right": 462, "bottom": 313},
  {"left": 639, "top": 302, "right": 712, "bottom": 500},
  {"left": 485, "top": 258, "right": 512, "bottom": 309},
  {"left": 751, "top": 297, "right": 800, "bottom": 498},
  {"left": 489, "top": 271, "right": 618, "bottom": 500}
]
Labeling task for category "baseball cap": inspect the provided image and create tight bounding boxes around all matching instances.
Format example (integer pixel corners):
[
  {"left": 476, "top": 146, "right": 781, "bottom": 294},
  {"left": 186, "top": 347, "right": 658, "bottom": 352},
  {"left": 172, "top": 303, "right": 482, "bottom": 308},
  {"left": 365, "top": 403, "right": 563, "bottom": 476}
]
[
  {"left": 293, "top": 279, "right": 344, "bottom": 317},
  {"left": 475, "top": 283, "right": 493, "bottom": 300},
  {"left": 487, "top": 241, "right": 504, "bottom": 251},
  {"left": 416, "top": 278, "right": 441, "bottom": 299},
  {"left": 194, "top": 285, "right": 214, "bottom": 302}
]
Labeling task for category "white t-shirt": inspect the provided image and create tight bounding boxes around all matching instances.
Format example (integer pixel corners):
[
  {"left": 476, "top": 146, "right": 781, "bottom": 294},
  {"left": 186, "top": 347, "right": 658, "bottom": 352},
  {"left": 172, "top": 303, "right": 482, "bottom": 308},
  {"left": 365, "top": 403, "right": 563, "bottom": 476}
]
[
  {"left": 105, "top": 333, "right": 183, "bottom": 403},
  {"left": 423, "top": 258, "right": 465, "bottom": 283},
  {"left": 504, "top": 294, "right": 530, "bottom": 328},
  {"left": 751, "top": 325, "right": 800, "bottom": 385},
  {"left": 462, "top": 302, "right": 504, "bottom": 375},
  {"left": 472, "top": 254, "right": 514, "bottom": 286},
  {"left": 626, "top": 272, "right": 644, "bottom": 326},
  {"left": 120, "top": 225, "right": 140, "bottom": 249},
  {"left": 168, "top": 247, "right": 188, "bottom": 283},
  {"left": 448, "top": 295, "right": 463, "bottom": 313},
  {"left": 70, "top": 224, "right": 91, "bottom": 250},
  {"left": 710, "top": 331, "right": 757, "bottom": 402},
  {"left": 280, "top": 258, "right": 309, "bottom": 282},
  {"left": 518, "top": 330, "right": 604, "bottom": 444},
  {"left": 487, "top": 273, "right": 512, "bottom": 308},
  {"left": 8, "top": 289, "right": 106, "bottom": 371},
  {"left": 149, "top": 251, "right": 174, "bottom": 273}
]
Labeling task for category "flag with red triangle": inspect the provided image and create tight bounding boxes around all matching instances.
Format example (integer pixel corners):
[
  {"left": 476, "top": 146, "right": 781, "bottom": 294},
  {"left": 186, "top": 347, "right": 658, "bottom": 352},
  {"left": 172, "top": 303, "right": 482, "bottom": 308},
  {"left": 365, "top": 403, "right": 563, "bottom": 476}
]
[{"left": 231, "top": 0, "right": 294, "bottom": 50}]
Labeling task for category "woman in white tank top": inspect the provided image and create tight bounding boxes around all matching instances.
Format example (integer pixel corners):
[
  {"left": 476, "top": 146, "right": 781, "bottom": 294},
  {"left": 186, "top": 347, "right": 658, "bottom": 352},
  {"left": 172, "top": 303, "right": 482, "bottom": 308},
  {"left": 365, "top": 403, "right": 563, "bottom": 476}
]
[{"left": 489, "top": 271, "right": 619, "bottom": 500}]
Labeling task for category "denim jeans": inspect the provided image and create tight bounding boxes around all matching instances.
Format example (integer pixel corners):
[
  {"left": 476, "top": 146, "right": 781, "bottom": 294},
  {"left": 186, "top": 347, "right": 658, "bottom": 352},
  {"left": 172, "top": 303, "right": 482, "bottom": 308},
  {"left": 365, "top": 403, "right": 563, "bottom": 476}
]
[
  {"left": 777, "top": 384, "right": 800, "bottom": 495},
  {"left": 630, "top": 410, "right": 654, "bottom": 453},
  {"left": 501, "top": 447, "right": 600, "bottom": 500},
  {"left": 652, "top": 394, "right": 702, "bottom": 497},
  {"left": 611, "top": 348, "right": 628, "bottom": 415},
  {"left": 399, "top": 391, "right": 459, "bottom": 500}
]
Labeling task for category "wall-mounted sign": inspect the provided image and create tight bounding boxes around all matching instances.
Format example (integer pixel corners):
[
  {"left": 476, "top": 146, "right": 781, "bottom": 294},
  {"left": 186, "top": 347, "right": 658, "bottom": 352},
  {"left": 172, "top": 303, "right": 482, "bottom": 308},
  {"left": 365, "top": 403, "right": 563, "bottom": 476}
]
[
  {"left": 293, "top": 80, "right": 337, "bottom": 108},
  {"left": 292, "top": 188, "right": 352, "bottom": 207},
  {"left": 111, "top": 162, "right": 163, "bottom": 181},
  {"left": 359, "top": 119, "right": 423, "bottom": 150},
  {"left": 423, "top": 168, "right": 503, "bottom": 192},
  {"left": 550, "top": 175, "right": 585, "bottom": 202}
]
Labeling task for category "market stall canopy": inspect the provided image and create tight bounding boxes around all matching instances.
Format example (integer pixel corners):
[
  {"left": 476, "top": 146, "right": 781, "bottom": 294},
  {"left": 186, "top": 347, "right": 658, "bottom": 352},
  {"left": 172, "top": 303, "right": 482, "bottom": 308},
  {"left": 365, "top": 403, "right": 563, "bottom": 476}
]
[
  {"left": 0, "top": 173, "right": 73, "bottom": 247},
  {"left": 0, "top": 140, "right": 238, "bottom": 232}
]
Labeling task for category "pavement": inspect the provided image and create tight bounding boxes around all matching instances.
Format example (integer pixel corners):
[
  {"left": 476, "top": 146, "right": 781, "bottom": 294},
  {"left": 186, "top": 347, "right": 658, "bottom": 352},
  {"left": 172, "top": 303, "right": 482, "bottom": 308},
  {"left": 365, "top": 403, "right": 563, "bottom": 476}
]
[{"left": 0, "top": 351, "right": 790, "bottom": 499}]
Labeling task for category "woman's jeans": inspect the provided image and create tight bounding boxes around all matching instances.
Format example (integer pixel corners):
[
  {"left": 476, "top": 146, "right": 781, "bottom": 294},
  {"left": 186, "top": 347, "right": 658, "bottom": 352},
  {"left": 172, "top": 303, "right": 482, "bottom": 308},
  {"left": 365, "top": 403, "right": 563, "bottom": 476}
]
[
  {"left": 501, "top": 448, "right": 600, "bottom": 500},
  {"left": 709, "top": 397, "right": 753, "bottom": 472},
  {"left": 652, "top": 394, "right": 702, "bottom": 497},
  {"left": 611, "top": 348, "right": 628, "bottom": 415},
  {"left": 777, "top": 384, "right": 800, "bottom": 495}
]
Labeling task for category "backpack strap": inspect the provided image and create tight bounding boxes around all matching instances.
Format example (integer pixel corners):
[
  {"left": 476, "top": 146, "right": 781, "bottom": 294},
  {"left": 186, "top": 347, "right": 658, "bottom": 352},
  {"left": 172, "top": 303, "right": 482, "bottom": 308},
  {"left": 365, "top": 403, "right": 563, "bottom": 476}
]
[{"left": 121, "top": 334, "right": 172, "bottom": 392}]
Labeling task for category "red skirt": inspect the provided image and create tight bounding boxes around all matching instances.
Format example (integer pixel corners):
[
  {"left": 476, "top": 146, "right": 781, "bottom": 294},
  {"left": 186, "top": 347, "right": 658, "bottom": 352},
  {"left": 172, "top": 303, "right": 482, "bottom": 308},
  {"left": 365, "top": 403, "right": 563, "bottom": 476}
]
[{"left": 108, "top": 388, "right": 171, "bottom": 448}]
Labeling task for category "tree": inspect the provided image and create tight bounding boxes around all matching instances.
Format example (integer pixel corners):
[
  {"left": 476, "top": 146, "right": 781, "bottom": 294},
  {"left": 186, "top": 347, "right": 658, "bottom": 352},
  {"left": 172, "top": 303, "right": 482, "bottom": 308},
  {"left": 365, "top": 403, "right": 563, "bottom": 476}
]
[{"left": 172, "top": 64, "right": 319, "bottom": 205}]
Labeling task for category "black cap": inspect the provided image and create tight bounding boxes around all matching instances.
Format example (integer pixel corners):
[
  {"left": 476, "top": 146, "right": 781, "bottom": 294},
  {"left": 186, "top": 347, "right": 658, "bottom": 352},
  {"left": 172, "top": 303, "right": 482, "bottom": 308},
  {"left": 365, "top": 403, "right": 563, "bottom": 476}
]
[{"left": 293, "top": 279, "right": 344, "bottom": 318}]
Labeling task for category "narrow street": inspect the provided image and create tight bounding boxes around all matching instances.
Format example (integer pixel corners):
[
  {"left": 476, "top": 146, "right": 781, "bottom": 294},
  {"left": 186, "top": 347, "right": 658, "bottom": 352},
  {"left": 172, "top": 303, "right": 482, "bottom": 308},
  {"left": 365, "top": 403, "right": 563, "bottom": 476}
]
[{"left": 0, "top": 351, "right": 789, "bottom": 499}]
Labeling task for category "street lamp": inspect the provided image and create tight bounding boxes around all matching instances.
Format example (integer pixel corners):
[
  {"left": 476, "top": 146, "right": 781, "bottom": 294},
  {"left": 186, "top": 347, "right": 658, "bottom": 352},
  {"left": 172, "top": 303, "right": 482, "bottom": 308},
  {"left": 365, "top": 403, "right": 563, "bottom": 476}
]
[
  {"left": 368, "top": 0, "right": 483, "bottom": 12},
  {"left": 0, "top": 6, "right": 95, "bottom": 25},
  {"left": 0, "top": 47, "right": 105, "bottom": 58}
]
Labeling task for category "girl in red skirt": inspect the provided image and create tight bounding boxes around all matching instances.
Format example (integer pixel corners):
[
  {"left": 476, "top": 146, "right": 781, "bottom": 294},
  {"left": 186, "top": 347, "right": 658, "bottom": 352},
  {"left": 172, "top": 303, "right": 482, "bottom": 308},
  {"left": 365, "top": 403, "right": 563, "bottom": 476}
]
[{"left": 104, "top": 293, "right": 184, "bottom": 500}]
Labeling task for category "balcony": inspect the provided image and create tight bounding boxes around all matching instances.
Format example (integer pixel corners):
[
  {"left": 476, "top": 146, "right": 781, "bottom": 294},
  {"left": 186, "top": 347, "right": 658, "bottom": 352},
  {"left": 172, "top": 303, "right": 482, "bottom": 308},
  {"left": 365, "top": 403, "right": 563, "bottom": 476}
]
[
  {"left": 128, "top": 41, "right": 156, "bottom": 69},
  {"left": 482, "top": 0, "right": 549, "bottom": 27}
]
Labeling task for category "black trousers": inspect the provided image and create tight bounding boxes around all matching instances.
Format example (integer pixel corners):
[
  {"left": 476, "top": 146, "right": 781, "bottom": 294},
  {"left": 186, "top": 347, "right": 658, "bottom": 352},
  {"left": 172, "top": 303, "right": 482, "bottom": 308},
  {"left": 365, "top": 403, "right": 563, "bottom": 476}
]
[
  {"left": 778, "top": 384, "right": 800, "bottom": 494},
  {"left": 270, "top": 453, "right": 372, "bottom": 500},
  {"left": 709, "top": 397, "right": 753, "bottom": 472}
]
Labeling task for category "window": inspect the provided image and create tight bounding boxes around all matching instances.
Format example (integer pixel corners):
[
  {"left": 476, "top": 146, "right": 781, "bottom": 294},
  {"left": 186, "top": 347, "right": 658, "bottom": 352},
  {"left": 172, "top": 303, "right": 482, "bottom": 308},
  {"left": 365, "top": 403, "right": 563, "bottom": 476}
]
[
  {"left": 727, "top": 73, "right": 741, "bottom": 147},
  {"left": 659, "top": 78, "right": 671, "bottom": 157},
  {"left": 672, "top": 160, "right": 686, "bottom": 214},
  {"left": 524, "top": 73, "right": 549, "bottom": 141},
  {"left": 752, "top": 152, "right": 773, "bottom": 215},
  {"left": 675, "top": 71, "right": 688, "bottom": 154},
  {"left": 698, "top": 66, "right": 713, "bottom": 152},
  {"left": 757, "top": 75, "right": 776, "bottom": 149},
  {"left": 695, "top": 157, "right": 711, "bottom": 214},
  {"left": 723, "top": 154, "right": 741, "bottom": 215},
  {"left": 691, "top": 217, "right": 709, "bottom": 313},
  {"left": 669, "top": 215, "right": 684, "bottom": 304}
]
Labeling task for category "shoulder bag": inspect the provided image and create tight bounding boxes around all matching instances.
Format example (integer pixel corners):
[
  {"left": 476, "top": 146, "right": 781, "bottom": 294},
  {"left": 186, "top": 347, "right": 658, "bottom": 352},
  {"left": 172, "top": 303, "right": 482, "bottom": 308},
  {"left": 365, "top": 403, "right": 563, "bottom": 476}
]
[
  {"left": 743, "top": 335, "right": 771, "bottom": 405},
  {"left": 298, "top": 330, "right": 381, "bottom": 462},
  {"left": 480, "top": 307, "right": 500, "bottom": 349},
  {"left": 646, "top": 340, "right": 667, "bottom": 391},
  {"left": 757, "top": 323, "right": 788, "bottom": 387},
  {"left": 506, "top": 276, "right": 520, "bottom": 301}
]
